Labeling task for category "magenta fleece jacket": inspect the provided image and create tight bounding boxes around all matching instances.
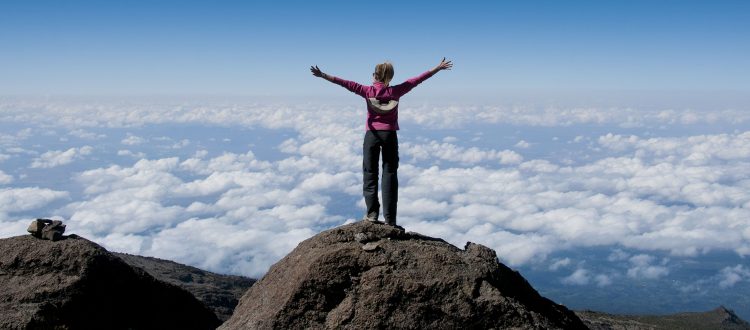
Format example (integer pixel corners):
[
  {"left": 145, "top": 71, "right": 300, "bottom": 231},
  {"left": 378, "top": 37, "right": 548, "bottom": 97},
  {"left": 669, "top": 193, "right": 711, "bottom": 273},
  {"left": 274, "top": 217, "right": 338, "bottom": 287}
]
[{"left": 332, "top": 70, "right": 436, "bottom": 130}]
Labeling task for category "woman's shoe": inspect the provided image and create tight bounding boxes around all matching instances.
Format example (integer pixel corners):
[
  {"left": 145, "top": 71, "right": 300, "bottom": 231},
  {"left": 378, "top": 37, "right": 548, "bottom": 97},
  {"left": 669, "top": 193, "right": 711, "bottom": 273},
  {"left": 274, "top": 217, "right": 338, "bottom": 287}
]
[{"left": 362, "top": 212, "right": 379, "bottom": 222}]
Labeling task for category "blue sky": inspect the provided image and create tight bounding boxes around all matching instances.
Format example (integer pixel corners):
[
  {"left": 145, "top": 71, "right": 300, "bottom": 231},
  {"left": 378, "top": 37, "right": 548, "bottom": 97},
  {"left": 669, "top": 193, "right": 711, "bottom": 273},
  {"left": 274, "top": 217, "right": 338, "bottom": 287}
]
[{"left": 1, "top": 0, "right": 748, "bottom": 95}]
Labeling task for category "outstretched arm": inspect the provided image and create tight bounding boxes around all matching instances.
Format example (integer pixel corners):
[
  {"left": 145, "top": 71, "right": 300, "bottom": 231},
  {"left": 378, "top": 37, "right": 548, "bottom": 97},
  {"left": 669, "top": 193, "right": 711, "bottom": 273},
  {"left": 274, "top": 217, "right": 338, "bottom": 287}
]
[
  {"left": 394, "top": 57, "right": 453, "bottom": 96},
  {"left": 310, "top": 65, "right": 367, "bottom": 97},
  {"left": 429, "top": 57, "right": 453, "bottom": 75},
  {"left": 310, "top": 65, "right": 335, "bottom": 83}
]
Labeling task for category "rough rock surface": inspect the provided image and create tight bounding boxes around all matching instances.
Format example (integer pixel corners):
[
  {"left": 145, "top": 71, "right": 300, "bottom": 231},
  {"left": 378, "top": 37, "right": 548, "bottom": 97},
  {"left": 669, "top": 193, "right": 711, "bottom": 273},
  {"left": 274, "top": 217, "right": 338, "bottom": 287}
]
[
  {"left": 577, "top": 306, "right": 750, "bottom": 330},
  {"left": 0, "top": 234, "right": 220, "bottom": 329},
  {"left": 221, "top": 221, "right": 586, "bottom": 329},
  {"left": 115, "top": 252, "right": 256, "bottom": 321}
]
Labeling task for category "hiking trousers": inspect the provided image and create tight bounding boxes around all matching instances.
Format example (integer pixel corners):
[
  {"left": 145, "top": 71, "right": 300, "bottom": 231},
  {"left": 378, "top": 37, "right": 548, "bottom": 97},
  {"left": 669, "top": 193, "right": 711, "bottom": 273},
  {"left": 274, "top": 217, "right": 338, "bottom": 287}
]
[{"left": 363, "top": 130, "right": 398, "bottom": 225}]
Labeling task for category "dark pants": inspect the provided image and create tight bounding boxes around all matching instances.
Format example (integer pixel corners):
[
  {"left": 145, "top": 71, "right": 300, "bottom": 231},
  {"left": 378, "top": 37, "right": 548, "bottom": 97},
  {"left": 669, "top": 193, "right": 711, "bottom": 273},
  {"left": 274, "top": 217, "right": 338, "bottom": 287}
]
[{"left": 363, "top": 130, "right": 398, "bottom": 225}]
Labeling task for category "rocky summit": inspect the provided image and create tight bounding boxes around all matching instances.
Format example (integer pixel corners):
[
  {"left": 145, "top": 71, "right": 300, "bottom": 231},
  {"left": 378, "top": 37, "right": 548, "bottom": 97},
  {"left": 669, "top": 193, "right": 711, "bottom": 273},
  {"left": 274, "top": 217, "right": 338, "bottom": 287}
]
[
  {"left": 220, "top": 221, "right": 586, "bottom": 329},
  {"left": 0, "top": 234, "right": 220, "bottom": 330}
]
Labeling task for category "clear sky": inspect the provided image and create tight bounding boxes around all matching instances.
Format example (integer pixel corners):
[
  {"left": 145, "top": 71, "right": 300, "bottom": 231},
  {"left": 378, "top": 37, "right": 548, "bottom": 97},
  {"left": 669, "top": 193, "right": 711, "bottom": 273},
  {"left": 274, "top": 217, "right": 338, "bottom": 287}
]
[{"left": 1, "top": 0, "right": 748, "bottom": 96}]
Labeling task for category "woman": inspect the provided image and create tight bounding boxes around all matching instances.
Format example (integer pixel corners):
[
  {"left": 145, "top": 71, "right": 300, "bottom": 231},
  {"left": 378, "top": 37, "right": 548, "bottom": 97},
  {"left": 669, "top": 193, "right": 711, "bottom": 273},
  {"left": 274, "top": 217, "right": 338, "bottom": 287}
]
[{"left": 310, "top": 58, "right": 453, "bottom": 226}]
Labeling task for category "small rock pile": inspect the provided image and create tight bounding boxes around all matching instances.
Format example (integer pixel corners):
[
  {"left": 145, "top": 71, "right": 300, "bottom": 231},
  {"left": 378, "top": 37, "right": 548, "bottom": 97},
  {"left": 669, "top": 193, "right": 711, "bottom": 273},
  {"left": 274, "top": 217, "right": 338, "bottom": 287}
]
[{"left": 27, "top": 218, "right": 66, "bottom": 241}]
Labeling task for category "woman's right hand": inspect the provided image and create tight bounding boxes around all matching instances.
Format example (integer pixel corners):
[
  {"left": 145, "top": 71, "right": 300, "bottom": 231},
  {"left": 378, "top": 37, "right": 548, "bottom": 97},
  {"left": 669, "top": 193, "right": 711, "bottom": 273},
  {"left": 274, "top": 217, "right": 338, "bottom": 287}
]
[{"left": 310, "top": 65, "right": 323, "bottom": 77}]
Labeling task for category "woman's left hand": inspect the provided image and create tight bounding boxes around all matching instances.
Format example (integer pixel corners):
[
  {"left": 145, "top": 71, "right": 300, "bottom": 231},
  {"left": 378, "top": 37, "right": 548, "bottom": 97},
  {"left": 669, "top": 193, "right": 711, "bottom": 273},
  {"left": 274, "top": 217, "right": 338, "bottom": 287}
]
[{"left": 435, "top": 57, "right": 453, "bottom": 71}]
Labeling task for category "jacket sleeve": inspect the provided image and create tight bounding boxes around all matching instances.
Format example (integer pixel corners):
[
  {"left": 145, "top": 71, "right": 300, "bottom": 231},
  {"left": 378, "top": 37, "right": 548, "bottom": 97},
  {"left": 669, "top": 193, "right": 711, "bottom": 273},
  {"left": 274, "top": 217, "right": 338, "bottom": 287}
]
[
  {"left": 332, "top": 77, "right": 368, "bottom": 98},
  {"left": 392, "top": 70, "right": 436, "bottom": 97}
]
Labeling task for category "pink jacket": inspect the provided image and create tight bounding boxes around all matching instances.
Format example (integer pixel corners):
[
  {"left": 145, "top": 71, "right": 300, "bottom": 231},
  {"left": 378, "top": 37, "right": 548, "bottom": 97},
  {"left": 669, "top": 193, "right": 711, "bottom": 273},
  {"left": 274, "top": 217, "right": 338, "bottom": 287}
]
[{"left": 332, "top": 70, "right": 436, "bottom": 130}]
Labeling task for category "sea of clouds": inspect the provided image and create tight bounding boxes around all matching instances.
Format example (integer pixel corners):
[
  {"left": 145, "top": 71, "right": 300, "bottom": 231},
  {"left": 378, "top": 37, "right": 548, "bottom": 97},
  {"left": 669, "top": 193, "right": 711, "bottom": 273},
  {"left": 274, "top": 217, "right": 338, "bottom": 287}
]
[{"left": 1, "top": 97, "right": 749, "bottom": 315}]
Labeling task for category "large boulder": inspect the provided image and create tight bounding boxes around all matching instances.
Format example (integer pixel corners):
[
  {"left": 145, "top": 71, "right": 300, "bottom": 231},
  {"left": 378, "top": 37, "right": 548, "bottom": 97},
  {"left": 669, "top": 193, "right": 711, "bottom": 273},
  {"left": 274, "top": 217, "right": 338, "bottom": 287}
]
[
  {"left": 0, "top": 234, "right": 220, "bottom": 329},
  {"left": 221, "top": 221, "right": 586, "bottom": 329}
]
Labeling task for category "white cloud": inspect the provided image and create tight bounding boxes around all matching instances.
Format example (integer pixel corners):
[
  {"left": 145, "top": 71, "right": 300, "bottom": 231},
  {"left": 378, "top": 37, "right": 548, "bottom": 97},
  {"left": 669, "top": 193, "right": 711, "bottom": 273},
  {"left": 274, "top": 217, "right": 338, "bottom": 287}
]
[
  {"left": 608, "top": 249, "right": 630, "bottom": 262},
  {"left": 64, "top": 192, "right": 185, "bottom": 236},
  {"left": 193, "top": 149, "right": 209, "bottom": 158},
  {"left": 0, "top": 218, "right": 35, "bottom": 237},
  {"left": 171, "top": 139, "right": 190, "bottom": 149},
  {"left": 69, "top": 129, "right": 106, "bottom": 140},
  {"left": 1, "top": 99, "right": 748, "bottom": 132},
  {"left": 562, "top": 268, "right": 590, "bottom": 285},
  {"left": 626, "top": 254, "right": 670, "bottom": 280},
  {"left": 77, "top": 157, "right": 182, "bottom": 196},
  {"left": 498, "top": 150, "right": 524, "bottom": 165},
  {"left": 179, "top": 151, "right": 271, "bottom": 175},
  {"left": 0, "top": 187, "right": 69, "bottom": 214},
  {"left": 0, "top": 129, "right": 33, "bottom": 148},
  {"left": 0, "top": 171, "right": 12, "bottom": 184},
  {"left": 515, "top": 140, "right": 531, "bottom": 149},
  {"left": 594, "top": 274, "right": 613, "bottom": 287},
  {"left": 172, "top": 172, "right": 241, "bottom": 197},
  {"left": 276, "top": 156, "right": 321, "bottom": 174},
  {"left": 118, "top": 149, "right": 146, "bottom": 158},
  {"left": 293, "top": 136, "right": 360, "bottom": 170},
  {"left": 519, "top": 159, "right": 558, "bottom": 172},
  {"left": 718, "top": 265, "right": 750, "bottom": 289},
  {"left": 143, "top": 217, "right": 318, "bottom": 276},
  {"left": 401, "top": 104, "right": 750, "bottom": 129},
  {"left": 5, "top": 147, "right": 35, "bottom": 155},
  {"left": 30, "top": 146, "right": 93, "bottom": 168},
  {"left": 680, "top": 263, "right": 750, "bottom": 293},
  {"left": 402, "top": 140, "right": 523, "bottom": 165},
  {"left": 550, "top": 258, "right": 572, "bottom": 271},
  {"left": 598, "top": 132, "right": 750, "bottom": 165},
  {"left": 121, "top": 134, "right": 147, "bottom": 145},
  {"left": 297, "top": 172, "right": 359, "bottom": 193},
  {"left": 400, "top": 198, "right": 451, "bottom": 219}
]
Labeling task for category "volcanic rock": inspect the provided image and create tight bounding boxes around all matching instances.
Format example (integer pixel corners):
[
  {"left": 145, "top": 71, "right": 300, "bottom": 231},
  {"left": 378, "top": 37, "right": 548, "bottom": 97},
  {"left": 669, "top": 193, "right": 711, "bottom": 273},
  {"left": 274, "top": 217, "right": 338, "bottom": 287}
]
[
  {"left": 115, "top": 252, "right": 256, "bottom": 321},
  {"left": 577, "top": 306, "right": 750, "bottom": 330},
  {"left": 220, "top": 221, "right": 586, "bottom": 329},
  {"left": 0, "top": 234, "right": 220, "bottom": 329}
]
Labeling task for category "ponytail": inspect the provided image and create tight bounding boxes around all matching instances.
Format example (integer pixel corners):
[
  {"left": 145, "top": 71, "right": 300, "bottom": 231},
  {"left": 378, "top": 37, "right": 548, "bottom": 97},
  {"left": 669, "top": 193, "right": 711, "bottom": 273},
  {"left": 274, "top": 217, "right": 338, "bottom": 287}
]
[{"left": 373, "top": 62, "right": 394, "bottom": 85}]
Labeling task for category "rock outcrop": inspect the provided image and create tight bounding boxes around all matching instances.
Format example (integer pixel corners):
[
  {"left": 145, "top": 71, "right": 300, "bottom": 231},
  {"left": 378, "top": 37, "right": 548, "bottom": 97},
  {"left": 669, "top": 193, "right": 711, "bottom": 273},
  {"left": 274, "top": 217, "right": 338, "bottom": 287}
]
[
  {"left": 0, "top": 234, "right": 220, "bottom": 329},
  {"left": 221, "top": 221, "right": 586, "bottom": 329},
  {"left": 115, "top": 252, "right": 256, "bottom": 321},
  {"left": 577, "top": 306, "right": 750, "bottom": 330}
]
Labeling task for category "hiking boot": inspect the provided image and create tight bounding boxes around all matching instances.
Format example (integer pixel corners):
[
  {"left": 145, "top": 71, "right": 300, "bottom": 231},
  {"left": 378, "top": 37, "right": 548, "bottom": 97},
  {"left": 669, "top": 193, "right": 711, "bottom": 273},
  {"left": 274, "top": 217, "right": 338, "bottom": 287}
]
[
  {"left": 362, "top": 212, "right": 379, "bottom": 222},
  {"left": 385, "top": 218, "right": 397, "bottom": 226}
]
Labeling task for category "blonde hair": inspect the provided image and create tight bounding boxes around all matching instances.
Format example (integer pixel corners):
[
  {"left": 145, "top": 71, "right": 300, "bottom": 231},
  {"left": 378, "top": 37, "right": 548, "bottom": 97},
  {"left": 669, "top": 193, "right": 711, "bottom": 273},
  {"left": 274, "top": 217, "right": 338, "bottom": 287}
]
[{"left": 373, "top": 62, "right": 394, "bottom": 85}]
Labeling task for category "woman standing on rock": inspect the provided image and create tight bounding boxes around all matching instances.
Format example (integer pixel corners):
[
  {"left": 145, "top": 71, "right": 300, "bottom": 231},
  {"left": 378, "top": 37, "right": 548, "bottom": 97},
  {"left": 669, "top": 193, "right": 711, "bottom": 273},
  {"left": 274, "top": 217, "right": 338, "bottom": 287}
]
[{"left": 310, "top": 58, "right": 453, "bottom": 226}]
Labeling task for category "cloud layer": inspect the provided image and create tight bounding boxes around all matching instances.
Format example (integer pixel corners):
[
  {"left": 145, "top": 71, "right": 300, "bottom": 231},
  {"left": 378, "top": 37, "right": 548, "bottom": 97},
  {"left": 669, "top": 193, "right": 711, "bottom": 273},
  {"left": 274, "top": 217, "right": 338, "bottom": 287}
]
[{"left": 1, "top": 99, "right": 749, "bottom": 286}]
